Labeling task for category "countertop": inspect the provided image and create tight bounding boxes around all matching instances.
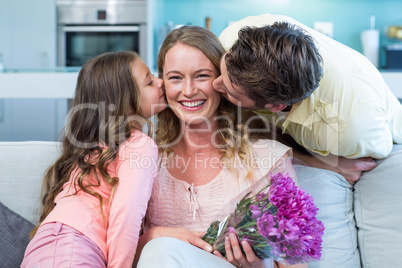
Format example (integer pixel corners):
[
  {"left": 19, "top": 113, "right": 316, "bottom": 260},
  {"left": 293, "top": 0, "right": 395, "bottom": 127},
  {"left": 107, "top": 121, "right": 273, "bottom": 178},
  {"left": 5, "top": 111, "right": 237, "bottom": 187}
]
[
  {"left": 0, "top": 68, "right": 401, "bottom": 99},
  {"left": 0, "top": 68, "right": 80, "bottom": 98}
]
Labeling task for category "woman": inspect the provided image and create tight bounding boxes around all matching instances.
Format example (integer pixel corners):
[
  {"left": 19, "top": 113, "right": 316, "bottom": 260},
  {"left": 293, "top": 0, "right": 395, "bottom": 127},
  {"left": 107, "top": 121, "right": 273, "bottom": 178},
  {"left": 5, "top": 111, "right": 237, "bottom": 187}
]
[{"left": 135, "top": 26, "right": 306, "bottom": 268}]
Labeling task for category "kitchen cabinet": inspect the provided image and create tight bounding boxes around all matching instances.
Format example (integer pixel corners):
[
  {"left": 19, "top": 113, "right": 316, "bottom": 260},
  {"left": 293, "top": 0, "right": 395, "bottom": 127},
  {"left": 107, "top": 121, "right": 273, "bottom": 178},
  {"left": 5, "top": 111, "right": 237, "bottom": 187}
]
[
  {"left": 0, "top": 99, "right": 68, "bottom": 141},
  {"left": 0, "top": 0, "right": 61, "bottom": 141},
  {"left": 380, "top": 71, "right": 402, "bottom": 100},
  {"left": 0, "top": 0, "right": 56, "bottom": 69},
  {"left": 0, "top": 69, "right": 75, "bottom": 141}
]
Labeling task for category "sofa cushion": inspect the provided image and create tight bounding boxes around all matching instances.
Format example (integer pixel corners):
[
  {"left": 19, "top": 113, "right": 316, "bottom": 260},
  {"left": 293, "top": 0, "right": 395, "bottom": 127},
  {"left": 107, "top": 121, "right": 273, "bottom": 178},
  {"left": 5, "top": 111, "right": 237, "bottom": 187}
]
[
  {"left": 0, "top": 141, "right": 61, "bottom": 224},
  {"left": 354, "top": 144, "right": 402, "bottom": 267},
  {"left": 295, "top": 165, "right": 360, "bottom": 268},
  {"left": 0, "top": 201, "right": 34, "bottom": 267}
]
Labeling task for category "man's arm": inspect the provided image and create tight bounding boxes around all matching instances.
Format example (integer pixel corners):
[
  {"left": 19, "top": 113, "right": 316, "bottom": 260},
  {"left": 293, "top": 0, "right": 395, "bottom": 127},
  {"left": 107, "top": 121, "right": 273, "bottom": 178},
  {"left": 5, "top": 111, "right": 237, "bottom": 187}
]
[
  {"left": 269, "top": 127, "right": 377, "bottom": 184},
  {"left": 292, "top": 150, "right": 377, "bottom": 185}
]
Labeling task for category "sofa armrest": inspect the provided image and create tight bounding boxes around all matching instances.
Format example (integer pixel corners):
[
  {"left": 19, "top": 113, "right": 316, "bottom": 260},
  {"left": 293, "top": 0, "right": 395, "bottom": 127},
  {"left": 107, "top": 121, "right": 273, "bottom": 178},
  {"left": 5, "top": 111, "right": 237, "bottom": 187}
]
[
  {"left": 354, "top": 145, "right": 402, "bottom": 267},
  {"left": 0, "top": 141, "right": 61, "bottom": 224}
]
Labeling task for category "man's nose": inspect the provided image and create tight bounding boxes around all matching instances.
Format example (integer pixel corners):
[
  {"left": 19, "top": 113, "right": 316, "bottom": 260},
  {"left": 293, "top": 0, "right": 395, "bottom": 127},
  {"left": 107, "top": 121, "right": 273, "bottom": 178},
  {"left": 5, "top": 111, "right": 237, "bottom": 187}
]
[{"left": 212, "top": 75, "right": 224, "bottom": 93}]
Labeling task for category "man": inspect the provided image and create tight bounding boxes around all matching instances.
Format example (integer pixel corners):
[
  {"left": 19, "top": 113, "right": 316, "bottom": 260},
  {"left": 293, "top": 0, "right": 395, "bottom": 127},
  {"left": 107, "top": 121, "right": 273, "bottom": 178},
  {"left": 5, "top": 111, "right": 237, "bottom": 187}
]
[{"left": 213, "top": 14, "right": 402, "bottom": 183}]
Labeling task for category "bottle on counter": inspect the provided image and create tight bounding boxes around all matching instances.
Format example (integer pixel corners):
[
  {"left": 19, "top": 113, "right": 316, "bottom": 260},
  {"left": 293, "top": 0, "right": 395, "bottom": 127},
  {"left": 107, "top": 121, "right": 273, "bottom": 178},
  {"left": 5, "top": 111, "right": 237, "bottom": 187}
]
[{"left": 361, "top": 15, "right": 379, "bottom": 68}]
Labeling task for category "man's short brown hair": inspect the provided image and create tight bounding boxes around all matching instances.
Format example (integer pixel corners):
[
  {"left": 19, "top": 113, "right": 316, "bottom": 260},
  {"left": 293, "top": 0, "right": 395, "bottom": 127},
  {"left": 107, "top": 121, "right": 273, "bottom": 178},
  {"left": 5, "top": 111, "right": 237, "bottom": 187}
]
[{"left": 225, "top": 22, "right": 323, "bottom": 108}]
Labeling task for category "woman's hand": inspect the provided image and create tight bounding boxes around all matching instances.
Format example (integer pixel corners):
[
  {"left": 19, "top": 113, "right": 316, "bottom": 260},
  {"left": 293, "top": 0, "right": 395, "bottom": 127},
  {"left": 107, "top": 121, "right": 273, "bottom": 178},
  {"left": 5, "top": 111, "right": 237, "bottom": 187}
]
[
  {"left": 213, "top": 233, "right": 265, "bottom": 268},
  {"left": 213, "top": 233, "right": 309, "bottom": 268}
]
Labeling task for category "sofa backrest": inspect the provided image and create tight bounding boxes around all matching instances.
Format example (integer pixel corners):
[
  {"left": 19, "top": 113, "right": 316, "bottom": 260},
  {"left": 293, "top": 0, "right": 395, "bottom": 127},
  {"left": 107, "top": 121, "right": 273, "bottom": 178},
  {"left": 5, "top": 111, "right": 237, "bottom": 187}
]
[{"left": 0, "top": 141, "right": 62, "bottom": 224}]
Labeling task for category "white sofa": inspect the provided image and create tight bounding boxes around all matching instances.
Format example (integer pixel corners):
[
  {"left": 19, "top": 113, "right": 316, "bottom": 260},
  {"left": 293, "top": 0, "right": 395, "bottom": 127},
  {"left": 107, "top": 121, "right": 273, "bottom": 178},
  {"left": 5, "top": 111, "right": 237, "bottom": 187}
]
[
  {"left": 1, "top": 141, "right": 401, "bottom": 268},
  {"left": 0, "top": 141, "right": 61, "bottom": 267}
]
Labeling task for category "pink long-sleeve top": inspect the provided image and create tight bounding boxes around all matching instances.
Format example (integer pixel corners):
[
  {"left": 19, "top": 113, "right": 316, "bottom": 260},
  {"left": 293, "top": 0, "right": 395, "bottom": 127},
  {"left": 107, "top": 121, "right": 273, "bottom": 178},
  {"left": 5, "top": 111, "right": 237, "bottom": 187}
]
[{"left": 42, "top": 131, "right": 158, "bottom": 268}]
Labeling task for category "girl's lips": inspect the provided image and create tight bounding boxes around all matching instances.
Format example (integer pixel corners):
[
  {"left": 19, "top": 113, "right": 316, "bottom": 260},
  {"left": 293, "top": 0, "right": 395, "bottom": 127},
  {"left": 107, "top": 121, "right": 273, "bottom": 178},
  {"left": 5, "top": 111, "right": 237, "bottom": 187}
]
[{"left": 160, "top": 93, "right": 165, "bottom": 98}]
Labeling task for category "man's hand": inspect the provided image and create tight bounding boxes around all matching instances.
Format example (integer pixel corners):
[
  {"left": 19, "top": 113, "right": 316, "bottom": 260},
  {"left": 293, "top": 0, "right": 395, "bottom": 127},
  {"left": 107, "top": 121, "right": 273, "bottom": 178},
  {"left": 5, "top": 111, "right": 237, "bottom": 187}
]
[
  {"left": 335, "top": 156, "right": 377, "bottom": 184},
  {"left": 293, "top": 151, "right": 377, "bottom": 184}
]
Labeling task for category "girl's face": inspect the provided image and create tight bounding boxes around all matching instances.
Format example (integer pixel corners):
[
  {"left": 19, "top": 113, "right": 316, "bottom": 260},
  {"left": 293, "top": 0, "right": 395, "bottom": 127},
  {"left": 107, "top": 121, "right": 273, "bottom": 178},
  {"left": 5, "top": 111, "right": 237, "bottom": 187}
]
[
  {"left": 133, "top": 58, "right": 166, "bottom": 118},
  {"left": 163, "top": 43, "right": 221, "bottom": 126}
]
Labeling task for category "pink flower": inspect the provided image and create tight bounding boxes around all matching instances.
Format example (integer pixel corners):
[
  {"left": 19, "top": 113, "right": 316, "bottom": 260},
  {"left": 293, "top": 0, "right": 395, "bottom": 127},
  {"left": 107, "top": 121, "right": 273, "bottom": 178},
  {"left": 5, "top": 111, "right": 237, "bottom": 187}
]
[
  {"left": 250, "top": 204, "right": 262, "bottom": 218},
  {"left": 202, "top": 172, "right": 324, "bottom": 265},
  {"left": 257, "top": 212, "right": 278, "bottom": 238}
]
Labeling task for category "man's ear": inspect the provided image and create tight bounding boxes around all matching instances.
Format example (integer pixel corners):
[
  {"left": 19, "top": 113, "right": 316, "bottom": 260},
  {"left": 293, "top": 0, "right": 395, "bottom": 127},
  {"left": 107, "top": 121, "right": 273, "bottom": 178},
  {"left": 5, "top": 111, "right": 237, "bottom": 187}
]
[{"left": 264, "top": 103, "right": 287, "bottom": 113}]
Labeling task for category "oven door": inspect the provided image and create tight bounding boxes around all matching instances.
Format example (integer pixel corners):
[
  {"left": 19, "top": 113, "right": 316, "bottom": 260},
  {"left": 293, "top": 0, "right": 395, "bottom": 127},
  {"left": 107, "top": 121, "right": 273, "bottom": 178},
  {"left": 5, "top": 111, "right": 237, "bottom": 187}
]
[{"left": 58, "top": 25, "right": 147, "bottom": 67}]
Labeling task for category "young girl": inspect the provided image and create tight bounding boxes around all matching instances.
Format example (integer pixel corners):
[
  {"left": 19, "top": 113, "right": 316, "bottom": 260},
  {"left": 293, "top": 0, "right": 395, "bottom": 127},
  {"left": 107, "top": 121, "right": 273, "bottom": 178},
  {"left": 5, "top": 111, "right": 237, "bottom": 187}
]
[
  {"left": 135, "top": 26, "right": 306, "bottom": 268},
  {"left": 21, "top": 51, "right": 166, "bottom": 268}
]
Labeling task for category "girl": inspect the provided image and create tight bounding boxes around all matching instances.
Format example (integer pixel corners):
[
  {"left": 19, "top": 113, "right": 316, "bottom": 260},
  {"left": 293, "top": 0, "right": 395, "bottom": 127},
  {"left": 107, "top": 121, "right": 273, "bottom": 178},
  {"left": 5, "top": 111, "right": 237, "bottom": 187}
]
[
  {"left": 135, "top": 26, "right": 306, "bottom": 268},
  {"left": 22, "top": 51, "right": 166, "bottom": 268}
]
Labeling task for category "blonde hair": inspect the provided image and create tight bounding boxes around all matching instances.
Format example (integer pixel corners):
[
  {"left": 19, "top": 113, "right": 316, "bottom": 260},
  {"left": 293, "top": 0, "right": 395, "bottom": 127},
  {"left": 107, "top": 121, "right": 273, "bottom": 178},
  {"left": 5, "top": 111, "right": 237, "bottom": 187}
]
[{"left": 156, "top": 26, "right": 257, "bottom": 177}]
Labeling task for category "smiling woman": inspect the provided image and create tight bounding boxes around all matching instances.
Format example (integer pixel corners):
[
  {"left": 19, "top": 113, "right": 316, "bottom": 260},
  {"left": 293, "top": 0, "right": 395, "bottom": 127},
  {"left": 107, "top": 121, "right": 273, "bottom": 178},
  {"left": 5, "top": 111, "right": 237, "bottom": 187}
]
[
  {"left": 134, "top": 26, "right": 306, "bottom": 268},
  {"left": 162, "top": 42, "right": 221, "bottom": 126}
]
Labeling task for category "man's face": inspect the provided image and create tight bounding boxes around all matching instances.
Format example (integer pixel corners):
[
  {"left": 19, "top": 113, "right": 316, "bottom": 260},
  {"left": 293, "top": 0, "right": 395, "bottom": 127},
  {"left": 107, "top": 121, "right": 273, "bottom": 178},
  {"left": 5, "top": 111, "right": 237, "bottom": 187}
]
[{"left": 212, "top": 53, "right": 258, "bottom": 109}]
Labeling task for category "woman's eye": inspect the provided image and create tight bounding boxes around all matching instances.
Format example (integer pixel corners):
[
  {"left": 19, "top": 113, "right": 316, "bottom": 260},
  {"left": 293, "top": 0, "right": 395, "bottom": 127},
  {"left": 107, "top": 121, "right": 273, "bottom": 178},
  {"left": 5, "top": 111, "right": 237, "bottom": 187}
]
[
  {"left": 169, "top": 76, "right": 181, "bottom": 80},
  {"left": 147, "top": 80, "right": 153, "bottom": 86},
  {"left": 197, "top": 74, "right": 210, "bottom": 79}
]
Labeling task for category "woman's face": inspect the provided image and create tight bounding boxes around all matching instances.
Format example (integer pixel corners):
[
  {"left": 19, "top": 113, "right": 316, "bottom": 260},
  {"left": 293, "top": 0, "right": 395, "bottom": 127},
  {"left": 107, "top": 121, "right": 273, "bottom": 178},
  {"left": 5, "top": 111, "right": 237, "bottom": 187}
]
[{"left": 163, "top": 43, "right": 221, "bottom": 126}]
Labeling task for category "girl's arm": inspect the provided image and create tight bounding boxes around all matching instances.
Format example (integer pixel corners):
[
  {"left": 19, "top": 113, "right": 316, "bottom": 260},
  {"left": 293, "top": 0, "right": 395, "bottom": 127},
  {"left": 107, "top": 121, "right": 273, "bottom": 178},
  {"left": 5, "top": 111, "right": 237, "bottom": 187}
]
[{"left": 107, "top": 135, "right": 158, "bottom": 268}]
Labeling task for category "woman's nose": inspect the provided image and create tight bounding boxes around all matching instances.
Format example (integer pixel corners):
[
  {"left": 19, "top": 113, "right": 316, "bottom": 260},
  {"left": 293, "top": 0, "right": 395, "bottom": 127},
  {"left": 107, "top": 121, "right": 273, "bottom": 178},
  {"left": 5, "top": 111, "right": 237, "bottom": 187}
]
[
  {"left": 182, "top": 80, "right": 198, "bottom": 97},
  {"left": 212, "top": 75, "right": 225, "bottom": 93}
]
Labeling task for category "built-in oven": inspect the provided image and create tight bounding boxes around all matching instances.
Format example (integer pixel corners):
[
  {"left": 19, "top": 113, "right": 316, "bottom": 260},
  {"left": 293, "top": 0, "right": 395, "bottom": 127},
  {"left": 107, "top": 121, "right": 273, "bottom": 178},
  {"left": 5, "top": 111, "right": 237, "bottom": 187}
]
[{"left": 57, "top": 0, "right": 147, "bottom": 67}]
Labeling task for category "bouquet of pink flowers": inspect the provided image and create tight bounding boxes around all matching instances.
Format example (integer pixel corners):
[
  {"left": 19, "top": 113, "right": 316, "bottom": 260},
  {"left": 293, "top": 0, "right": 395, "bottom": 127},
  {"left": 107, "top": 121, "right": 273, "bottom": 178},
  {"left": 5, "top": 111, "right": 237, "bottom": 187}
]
[{"left": 202, "top": 172, "right": 324, "bottom": 265}]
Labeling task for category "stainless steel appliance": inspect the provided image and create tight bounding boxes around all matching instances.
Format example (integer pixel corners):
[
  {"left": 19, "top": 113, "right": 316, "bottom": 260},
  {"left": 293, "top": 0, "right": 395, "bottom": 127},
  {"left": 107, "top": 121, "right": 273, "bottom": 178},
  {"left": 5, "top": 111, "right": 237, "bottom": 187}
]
[{"left": 57, "top": 0, "right": 147, "bottom": 66}]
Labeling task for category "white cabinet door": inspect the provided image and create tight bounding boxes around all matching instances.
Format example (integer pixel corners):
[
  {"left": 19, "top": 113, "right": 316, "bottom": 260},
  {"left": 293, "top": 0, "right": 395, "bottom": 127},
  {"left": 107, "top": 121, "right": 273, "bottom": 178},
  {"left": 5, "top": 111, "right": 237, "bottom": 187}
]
[
  {"left": 0, "top": 99, "right": 67, "bottom": 141},
  {"left": 7, "top": 0, "right": 56, "bottom": 69},
  {"left": 0, "top": 0, "right": 64, "bottom": 142}
]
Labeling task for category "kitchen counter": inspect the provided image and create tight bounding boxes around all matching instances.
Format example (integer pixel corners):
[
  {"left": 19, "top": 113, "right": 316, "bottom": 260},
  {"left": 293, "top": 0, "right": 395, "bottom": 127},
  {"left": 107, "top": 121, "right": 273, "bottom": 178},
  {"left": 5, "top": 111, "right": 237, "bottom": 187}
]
[
  {"left": 0, "top": 68, "right": 80, "bottom": 98},
  {"left": 379, "top": 70, "right": 402, "bottom": 99},
  {"left": 0, "top": 68, "right": 401, "bottom": 99}
]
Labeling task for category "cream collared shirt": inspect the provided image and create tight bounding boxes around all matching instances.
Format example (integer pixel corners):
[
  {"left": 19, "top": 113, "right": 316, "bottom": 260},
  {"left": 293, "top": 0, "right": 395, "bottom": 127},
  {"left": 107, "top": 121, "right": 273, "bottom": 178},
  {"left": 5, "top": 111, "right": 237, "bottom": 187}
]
[{"left": 220, "top": 13, "right": 402, "bottom": 159}]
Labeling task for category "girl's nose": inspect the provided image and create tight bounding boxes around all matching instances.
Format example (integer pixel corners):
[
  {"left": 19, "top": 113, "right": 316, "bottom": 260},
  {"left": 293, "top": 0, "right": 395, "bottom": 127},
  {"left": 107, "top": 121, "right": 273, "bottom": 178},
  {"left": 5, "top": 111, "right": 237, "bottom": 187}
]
[{"left": 156, "top": 77, "right": 163, "bottom": 88}]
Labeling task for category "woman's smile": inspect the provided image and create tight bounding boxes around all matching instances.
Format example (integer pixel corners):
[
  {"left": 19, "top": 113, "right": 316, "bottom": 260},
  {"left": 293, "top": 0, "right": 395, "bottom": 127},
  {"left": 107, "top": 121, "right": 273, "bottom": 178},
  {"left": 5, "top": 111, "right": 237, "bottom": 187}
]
[{"left": 179, "top": 99, "right": 206, "bottom": 110}]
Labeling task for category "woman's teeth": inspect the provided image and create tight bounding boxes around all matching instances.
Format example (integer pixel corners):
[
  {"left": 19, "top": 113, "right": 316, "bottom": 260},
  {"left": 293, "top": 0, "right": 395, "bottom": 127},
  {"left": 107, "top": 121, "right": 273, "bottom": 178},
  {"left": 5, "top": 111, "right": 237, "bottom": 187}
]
[{"left": 180, "top": 100, "right": 205, "bottom": 107}]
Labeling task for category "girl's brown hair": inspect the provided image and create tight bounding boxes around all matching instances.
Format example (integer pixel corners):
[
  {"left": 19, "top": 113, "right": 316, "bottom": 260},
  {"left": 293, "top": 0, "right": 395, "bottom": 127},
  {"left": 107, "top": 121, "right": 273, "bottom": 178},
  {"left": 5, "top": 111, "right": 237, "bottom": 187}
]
[{"left": 31, "top": 51, "right": 148, "bottom": 237}]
